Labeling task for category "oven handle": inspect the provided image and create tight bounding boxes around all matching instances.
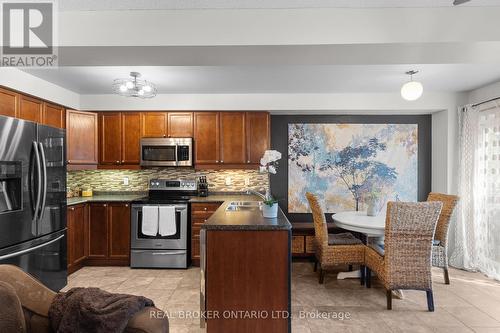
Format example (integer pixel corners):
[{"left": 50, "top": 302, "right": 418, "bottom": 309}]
[{"left": 132, "top": 250, "right": 186, "bottom": 255}]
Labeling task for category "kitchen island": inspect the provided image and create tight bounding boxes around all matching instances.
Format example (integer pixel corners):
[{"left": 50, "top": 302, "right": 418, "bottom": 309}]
[{"left": 200, "top": 200, "right": 292, "bottom": 333}]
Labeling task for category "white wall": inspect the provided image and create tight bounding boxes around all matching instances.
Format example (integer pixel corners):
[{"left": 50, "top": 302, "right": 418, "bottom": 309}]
[
  {"left": 0, "top": 68, "right": 80, "bottom": 108},
  {"left": 469, "top": 80, "right": 500, "bottom": 104}
]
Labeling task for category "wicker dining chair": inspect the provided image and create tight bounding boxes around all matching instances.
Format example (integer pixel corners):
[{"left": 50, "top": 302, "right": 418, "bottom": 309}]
[
  {"left": 365, "top": 201, "right": 442, "bottom": 311},
  {"left": 427, "top": 192, "right": 459, "bottom": 284},
  {"left": 305, "top": 192, "right": 365, "bottom": 284}
]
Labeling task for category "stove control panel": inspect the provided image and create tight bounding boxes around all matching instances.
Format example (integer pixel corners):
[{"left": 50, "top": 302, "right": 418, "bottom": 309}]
[{"left": 149, "top": 179, "right": 197, "bottom": 191}]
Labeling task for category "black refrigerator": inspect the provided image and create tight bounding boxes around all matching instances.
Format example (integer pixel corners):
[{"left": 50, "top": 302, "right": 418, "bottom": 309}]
[{"left": 0, "top": 115, "right": 67, "bottom": 291}]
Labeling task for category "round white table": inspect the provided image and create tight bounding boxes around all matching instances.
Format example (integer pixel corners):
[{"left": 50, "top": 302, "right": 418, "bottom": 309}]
[
  {"left": 332, "top": 211, "right": 385, "bottom": 280},
  {"left": 332, "top": 211, "right": 385, "bottom": 237}
]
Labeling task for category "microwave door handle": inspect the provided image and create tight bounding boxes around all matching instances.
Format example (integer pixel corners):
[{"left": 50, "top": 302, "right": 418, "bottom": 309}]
[
  {"left": 175, "top": 144, "right": 179, "bottom": 166},
  {"left": 38, "top": 142, "right": 48, "bottom": 223}
]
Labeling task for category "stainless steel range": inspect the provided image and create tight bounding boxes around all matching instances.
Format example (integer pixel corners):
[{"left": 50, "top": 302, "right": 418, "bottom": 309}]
[{"left": 130, "top": 179, "right": 197, "bottom": 268}]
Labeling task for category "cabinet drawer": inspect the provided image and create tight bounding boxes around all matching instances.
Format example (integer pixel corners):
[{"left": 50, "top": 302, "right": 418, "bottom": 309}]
[
  {"left": 292, "top": 236, "right": 305, "bottom": 254},
  {"left": 191, "top": 202, "right": 221, "bottom": 213},
  {"left": 305, "top": 235, "right": 315, "bottom": 253}
]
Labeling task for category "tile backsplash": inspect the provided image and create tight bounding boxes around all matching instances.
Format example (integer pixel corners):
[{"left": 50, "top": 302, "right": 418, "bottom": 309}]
[{"left": 67, "top": 168, "right": 269, "bottom": 194}]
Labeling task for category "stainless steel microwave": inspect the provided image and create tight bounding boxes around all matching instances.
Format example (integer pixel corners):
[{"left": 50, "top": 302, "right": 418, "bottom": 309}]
[{"left": 140, "top": 138, "right": 193, "bottom": 167}]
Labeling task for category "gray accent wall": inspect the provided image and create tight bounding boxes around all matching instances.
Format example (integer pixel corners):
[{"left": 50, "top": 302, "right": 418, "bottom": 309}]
[{"left": 270, "top": 114, "right": 432, "bottom": 223}]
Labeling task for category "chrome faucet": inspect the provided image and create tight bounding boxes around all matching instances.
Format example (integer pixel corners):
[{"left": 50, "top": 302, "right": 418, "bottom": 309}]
[{"left": 245, "top": 189, "right": 267, "bottom": 200}]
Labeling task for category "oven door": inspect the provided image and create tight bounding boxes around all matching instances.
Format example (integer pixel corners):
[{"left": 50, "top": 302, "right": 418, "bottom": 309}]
[
  {"left": 140, "top": 139, "right": 178, "bottom": 167},
  {"left": 131, "top": 204, "right": 187, "bottom": 249}
]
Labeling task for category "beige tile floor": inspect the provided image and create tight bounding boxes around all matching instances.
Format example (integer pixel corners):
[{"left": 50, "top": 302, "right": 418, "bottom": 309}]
[{"left": 65, "top": 262, "right": 500, "bottom": 333}]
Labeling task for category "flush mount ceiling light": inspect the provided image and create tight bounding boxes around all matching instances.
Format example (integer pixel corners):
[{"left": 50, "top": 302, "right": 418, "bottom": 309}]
[
  {"left": 401, "top": 70, "right": 423, "bottom": 101},
  {"left": 112, "top": 72, "right": 157, "bottom": 98}
]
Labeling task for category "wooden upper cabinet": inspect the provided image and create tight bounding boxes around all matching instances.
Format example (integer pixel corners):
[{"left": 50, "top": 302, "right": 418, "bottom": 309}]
[
  {"left": 66, "top": 110, "right": 98, "bottom": 165},
  {"left": 19, "top": 95, "right": 43, "bottom": 123},
  {"left": 220, "top": 112, "right": 246, "bottom": 164},
  {"left": 0, "top": 87, "right": 19, "bottom": 118},
  {"left": 194, "top": 112, "right": 220, "bottom": 164},
  {"left": 122, "top": 112, "right": 141, "bottom": 164},
  {"left": 108, "top": 203, "right": 131, "bottom": 260},
  {"left": 168, "top": 112, "right": 193, "bottom": 137},
  {"left": 42, "top": 102, "right": 65, "bottom": 129},
  {"left": 246, "top": 112, "right": 270, "bottom": 164},
  {"left": 99, "top": 112, "right": 122, "bottom": 165},
  {"left": 141, "top": 112, "right": 168, "bottom": 137}
]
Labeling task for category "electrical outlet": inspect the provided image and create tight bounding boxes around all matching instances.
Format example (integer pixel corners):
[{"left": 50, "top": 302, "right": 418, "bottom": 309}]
[
  {"left": 123, "top": 177, "right": 129, "bottom": 186},
  {"left": 225, "top": 177, "right": 232, "bottom": 186},
  {"left": 244, "top": 177, "right": 250, "bottom": 186}
]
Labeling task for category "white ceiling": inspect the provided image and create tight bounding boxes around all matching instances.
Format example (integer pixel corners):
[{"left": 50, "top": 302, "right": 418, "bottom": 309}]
[
  {"left": 58, "top": 0, "right": 500, "bottom": 11},
  {"left": 22, "top": 64, "right": 500, "bottom": 94}
]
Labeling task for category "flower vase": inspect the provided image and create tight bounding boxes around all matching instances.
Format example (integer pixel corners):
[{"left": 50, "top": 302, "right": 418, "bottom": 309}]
[
  {"left": 367, "top": 199, "right": 378, "bottom": 216},
  {"left": 262, "top": 203, "right": 278, "bottom": 218}
]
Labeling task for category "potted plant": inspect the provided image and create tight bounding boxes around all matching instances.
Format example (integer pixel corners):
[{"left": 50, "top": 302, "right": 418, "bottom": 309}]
[{"left": 259, "top": 150, "right": 282, "bottom": 218}]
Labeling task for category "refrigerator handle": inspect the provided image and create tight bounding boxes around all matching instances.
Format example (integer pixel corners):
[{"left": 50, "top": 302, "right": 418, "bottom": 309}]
[
  {"left": 0, "top": 234, "right": 65, "bottom": 261},
  {"left": 38, "top": 142, "right": 48, "bottom": 222},
  {"left": 31, "top": 142, "right": 42, "bottom": 230}
]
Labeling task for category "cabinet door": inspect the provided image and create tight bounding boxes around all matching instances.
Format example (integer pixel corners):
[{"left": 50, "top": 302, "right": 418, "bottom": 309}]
[
  {"left": 19, "top": 95, "right": 43, "bottom": 123},
  {"left": 220, "top": 112, "right": 246, "bottom": 164},
  {"left": 42, "top": 102, "right": 65, "bottom": 129},
  {"left": 194, "top": 112, "right": 220, "bottom": 164},
  {"left": 72, "top": 204, "right": 87, "bottom": 264},
  {"left": 108, "top": 203, "right": 130, "bottom": 260},
  {"left": 246, "top": 112, "right": 270, "bottom": 164},
  {"left": 66, "top": 110, "right": 98, "bottom": 165},
  {"left": 99, "top": 112, "right": 122, "bottom": 165},
  {"left": 121, "top": 112, "right": 141, "bottom": 164},
  {"left": 0, "top": 87, "right": 19, "bottom": 118},
  {"left": 141, "top": 112, "right": 168, "bottom": 137},
  {"left": 67, "top": 207, "right": 75, "bottom": 268},
  {"left": 168, "top": 112, "right": 193, "bottom": 137},
  {"left": 88, "top": 204, "right": 108, "bottom": 259}
]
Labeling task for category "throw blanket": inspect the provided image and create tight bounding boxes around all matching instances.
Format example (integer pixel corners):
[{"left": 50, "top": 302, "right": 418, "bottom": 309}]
[{"left": 49, "top": 287, "right": 154, "bottom": 333}]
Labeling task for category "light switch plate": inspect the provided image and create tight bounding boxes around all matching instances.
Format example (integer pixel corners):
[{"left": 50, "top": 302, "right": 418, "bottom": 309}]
[
  {"left": 225, "top": 177, "right": 232, "bottom": 186},
  {"left": 244, "top": 177, "right": 250, "bottom": 186},
  {"left": 123, "top": 177, "right": 129, "bottom": 186}
]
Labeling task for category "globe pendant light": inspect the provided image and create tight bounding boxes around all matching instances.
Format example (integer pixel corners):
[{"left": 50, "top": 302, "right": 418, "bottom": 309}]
[{"left": 401, "top": 70, "right": 423, "bottom": 101}]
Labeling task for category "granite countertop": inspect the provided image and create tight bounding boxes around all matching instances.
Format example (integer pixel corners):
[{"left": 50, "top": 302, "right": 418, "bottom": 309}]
[
  {"left": 67, "top": 194, "right": 147, "bottom": 206},
  {"left": 67, "top": 192, "right": 292, "bottom": 231},
  {"left": 201, "top": 197, "right": 292, "bottom": 231}
]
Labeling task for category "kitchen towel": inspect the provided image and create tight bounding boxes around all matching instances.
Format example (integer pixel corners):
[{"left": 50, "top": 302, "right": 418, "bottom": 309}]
[
  {"left": 142, "top": 206, "right": 159, "bottom": 236},
  {"left": 158, "top": 206, "right": 177, "bottom": 236}
]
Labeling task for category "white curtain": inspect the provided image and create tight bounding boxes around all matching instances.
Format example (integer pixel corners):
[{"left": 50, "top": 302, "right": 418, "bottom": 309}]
[{"left": 450, "top": 102, "right": 500, "bottom": 280}]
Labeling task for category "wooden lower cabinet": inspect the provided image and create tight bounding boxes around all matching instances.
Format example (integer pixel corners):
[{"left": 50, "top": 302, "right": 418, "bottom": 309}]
[
  {"left": 87, "top": 202, "right": 131, "bottom": 265},
  {"left": 108, "top": 203, "right": 131, "bottom": 260},
  {"left": 191, "top": 202, "right": 222, "bottom": 266},
  {"left": 205, "top": 230, "right": 291, "bottom": 333},
  {"left": 67, "top": 202, "right": 131, "bottom": 274},
  {"left": 67, "top": 204, "right": 89, "bottom": 274}
]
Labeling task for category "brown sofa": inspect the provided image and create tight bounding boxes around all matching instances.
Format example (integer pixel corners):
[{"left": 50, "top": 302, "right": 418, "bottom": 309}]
[{"left": 0, "top": 265, "right": 169, "bottom": 333}]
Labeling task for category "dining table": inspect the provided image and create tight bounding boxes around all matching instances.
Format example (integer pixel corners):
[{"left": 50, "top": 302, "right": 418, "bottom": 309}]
[{"left": 332, "top": 211, "right": 385, "bottom": 280}]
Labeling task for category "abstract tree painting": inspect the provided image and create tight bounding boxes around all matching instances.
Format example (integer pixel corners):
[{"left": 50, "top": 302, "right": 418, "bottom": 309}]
[{"left": 288, "top": 123, "right": 418, "bottom": 213}]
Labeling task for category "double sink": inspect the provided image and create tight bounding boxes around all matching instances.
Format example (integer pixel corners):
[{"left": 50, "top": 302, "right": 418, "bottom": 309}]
[{"left": 225, "top": 201, "right": 263, "bottom": 211}]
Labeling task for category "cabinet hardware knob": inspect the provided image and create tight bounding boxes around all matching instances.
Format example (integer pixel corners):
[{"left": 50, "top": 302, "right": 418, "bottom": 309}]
[
  {"left": 70, "top": 207, "right": 75, "bottom": 211},
  {"left": 163, "top": 135, "right": 166, "bottom": 138},
  {"left": 204, "top": 219, "right": 207, "bottom": 223},
  {"left": 204, "top": 207, "right": 207, "bottom": 211},
  {"left": 103, "top": 204, "right": 107, "bottom": 207},
  {"left": 215, "top": 160, "right": 218, "bottom": 163},
  {"left": 247, "top": 160, "right": 250, "bottom": 163},
  {"left": 221, "top": 160, "right": 224, "bottom": 163},
  {"left": 67, "top": 160, "right": 71, "bottom": 163},
  {"left": 122, "top": 160, "right": 124, "bottom": 163},
  {"left": 125, "top": 204, "right": 129, "bottom": 207}
]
